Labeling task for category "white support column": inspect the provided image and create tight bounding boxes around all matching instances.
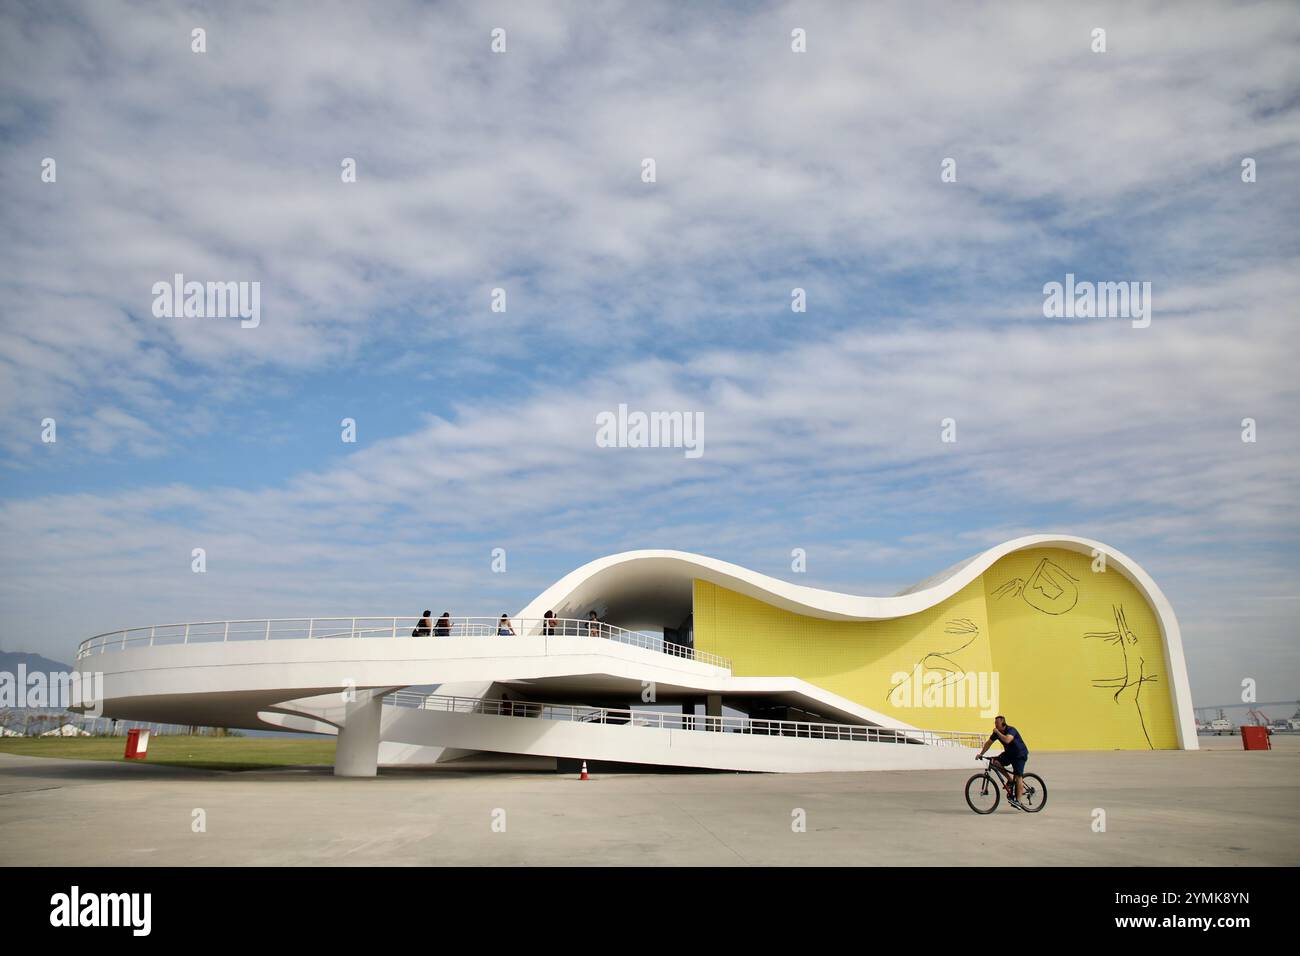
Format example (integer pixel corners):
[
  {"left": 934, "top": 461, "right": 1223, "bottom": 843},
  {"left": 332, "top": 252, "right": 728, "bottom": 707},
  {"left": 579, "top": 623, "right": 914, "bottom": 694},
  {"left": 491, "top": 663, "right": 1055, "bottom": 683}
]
[{"left": 334, "top": 689, "right": 386, "bottom": 778}]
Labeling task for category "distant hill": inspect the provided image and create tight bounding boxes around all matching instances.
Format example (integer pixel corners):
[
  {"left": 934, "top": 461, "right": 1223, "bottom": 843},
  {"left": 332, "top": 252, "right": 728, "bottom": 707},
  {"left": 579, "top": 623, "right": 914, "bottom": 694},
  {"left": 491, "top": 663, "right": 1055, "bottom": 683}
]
[
  {"left": 0, "top": 650, "right": 73, "bottom": 674},
  {"left": 1, "top": 651, "right": 86, "bottom": 733}
]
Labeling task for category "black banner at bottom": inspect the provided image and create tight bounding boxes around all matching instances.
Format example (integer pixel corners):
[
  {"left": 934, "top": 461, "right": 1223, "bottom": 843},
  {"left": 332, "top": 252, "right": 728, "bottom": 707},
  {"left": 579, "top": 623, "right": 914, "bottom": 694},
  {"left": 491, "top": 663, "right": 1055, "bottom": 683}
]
[{"left": 0, "top": 866, "right": 1272, "bottom": 940}]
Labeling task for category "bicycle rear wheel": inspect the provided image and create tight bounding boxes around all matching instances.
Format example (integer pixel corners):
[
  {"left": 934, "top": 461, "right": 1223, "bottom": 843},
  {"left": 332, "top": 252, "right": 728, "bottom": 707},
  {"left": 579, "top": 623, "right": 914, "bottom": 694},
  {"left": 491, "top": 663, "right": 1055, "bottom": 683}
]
[
  {"left": 964, "top": 772, "right": 1000, "bottom": 814},
  {"left": 1017, "top": 773, "right": 1048, "bottom": 812}
]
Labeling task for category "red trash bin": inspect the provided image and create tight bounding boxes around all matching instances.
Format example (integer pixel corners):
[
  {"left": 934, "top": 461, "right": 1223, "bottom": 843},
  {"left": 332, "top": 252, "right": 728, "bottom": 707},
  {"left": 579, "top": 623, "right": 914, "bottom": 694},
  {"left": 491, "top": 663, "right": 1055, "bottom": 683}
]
[
  {"left": 1241, "top": 726, "right": 1271, "bottom": 751},
  {"left": 124, "top": 728, "right": 151, "bottom": 759}
]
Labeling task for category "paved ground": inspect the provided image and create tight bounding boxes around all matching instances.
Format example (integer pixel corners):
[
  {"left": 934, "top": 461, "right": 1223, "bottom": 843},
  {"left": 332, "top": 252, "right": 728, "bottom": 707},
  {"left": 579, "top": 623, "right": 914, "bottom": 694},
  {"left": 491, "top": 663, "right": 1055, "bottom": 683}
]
[{"left": 2, "top": 736, "right": 1296, "bottom": 866}]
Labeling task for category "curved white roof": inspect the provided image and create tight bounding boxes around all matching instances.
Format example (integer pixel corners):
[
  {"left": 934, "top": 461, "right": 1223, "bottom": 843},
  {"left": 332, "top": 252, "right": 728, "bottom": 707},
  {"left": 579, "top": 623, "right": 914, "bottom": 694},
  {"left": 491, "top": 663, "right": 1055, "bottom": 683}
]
[{"left": 521, "top": 534, "right": 1155, "bottom": 621}]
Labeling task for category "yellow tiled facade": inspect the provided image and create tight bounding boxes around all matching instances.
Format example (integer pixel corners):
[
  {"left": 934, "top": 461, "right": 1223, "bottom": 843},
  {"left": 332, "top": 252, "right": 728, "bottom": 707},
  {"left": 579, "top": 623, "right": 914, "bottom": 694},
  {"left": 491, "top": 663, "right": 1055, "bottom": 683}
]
[{"left": 694, "top": 547, "right": 1178, "bottom": 750}]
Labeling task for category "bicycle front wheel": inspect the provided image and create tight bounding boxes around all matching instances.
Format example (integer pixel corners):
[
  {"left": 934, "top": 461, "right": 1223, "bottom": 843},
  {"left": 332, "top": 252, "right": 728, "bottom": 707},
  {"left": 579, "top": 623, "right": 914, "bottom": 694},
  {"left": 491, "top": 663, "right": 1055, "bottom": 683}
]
[
  {"left": 1018, "top": 773, "right": 1048, "bottom": 812},
  {"left": 964, "top": 772, "right": 1000, "bottom": 814}
]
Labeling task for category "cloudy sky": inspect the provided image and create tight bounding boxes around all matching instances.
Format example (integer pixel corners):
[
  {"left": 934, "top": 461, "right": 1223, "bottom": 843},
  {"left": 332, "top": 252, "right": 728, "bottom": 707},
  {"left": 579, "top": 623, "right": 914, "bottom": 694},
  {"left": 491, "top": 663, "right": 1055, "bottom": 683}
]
[{"left": 1, "top": 1, "right": 1297, "bottom": 707}]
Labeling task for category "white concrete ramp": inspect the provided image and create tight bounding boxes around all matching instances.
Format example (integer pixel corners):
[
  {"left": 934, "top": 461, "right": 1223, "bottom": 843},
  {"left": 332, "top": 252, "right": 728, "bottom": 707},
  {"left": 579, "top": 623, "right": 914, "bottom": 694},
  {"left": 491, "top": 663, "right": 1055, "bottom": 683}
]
[
  {"left": 378, "top": 694, "right": 980, "bottom": 773},
  {"left": 74, "top": 620, "right": 982, "bottom": 774}
]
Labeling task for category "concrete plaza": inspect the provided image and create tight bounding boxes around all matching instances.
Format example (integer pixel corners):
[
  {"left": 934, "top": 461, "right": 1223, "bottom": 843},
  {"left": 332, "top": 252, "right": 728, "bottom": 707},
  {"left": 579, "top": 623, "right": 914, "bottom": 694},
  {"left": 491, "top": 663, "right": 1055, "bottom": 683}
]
[{"left": 1, "top": 736, "right": 1295, "bottom": 866}]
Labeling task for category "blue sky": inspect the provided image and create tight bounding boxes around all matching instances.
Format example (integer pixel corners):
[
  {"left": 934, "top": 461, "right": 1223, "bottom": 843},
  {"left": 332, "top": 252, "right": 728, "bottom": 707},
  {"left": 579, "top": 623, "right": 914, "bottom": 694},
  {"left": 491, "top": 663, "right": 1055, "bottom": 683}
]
[{"left": 1, "top": 1, "right": 1298, "bottom": 707}]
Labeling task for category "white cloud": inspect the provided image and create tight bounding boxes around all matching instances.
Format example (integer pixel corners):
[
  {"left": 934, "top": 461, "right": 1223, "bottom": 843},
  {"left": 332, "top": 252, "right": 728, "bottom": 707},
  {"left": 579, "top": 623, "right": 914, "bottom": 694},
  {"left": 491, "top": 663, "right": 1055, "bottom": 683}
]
[{"left": 3, "top": 1, "right": 1297, "bottom": 448}]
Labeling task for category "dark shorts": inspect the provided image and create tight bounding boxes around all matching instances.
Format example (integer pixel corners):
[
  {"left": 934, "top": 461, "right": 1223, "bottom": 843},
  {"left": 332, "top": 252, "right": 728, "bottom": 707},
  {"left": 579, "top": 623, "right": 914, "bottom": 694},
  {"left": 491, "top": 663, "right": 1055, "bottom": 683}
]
[{"left": 993, "top": 752, "right": 1027, "bottom": 776}]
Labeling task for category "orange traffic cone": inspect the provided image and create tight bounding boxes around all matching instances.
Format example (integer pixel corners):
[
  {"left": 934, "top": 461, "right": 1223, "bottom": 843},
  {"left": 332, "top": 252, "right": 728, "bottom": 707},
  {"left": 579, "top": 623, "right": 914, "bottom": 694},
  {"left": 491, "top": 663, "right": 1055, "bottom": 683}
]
[{"left": 580, "top": 761, "right": 589, "bottom": 781}]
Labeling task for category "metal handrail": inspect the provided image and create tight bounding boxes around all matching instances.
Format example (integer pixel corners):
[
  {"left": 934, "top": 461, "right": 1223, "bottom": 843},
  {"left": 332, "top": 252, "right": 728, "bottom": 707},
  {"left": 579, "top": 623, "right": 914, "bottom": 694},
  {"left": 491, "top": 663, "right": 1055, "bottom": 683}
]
[
  {"left": 385, "top": 691, "right": 985, "bottom": 749},
  {"left": 75, "top": 616, "right": 731, "bottom": 670}
]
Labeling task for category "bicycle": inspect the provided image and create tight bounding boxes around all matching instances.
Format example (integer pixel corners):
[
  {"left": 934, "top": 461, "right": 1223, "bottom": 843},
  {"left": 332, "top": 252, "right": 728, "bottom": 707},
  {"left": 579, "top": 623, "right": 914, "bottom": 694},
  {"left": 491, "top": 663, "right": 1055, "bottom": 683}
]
[{"left": 965, "top": 755, "right": 1047, "bottom": 814}]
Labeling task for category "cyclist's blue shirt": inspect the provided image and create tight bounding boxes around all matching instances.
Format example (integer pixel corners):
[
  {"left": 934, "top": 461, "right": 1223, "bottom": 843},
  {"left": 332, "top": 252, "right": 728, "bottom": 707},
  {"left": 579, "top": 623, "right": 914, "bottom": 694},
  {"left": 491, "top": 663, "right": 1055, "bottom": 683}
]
[{"left": 990, "top": 725, "right": 1028, "bottom": 759}]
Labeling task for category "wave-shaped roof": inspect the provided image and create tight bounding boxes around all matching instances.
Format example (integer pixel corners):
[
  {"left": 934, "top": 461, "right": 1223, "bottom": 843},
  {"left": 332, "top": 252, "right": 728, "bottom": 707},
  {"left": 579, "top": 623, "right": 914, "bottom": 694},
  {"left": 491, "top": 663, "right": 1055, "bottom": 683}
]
[{"left": 521, "top": 534, "right": 1169, "bottom": 622}]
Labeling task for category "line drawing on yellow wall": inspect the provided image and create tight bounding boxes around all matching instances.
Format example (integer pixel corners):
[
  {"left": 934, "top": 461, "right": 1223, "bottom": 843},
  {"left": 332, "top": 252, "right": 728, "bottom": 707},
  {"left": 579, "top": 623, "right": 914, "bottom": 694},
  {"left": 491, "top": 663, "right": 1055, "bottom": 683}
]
[
  {"left": 886, "top": 618, "right": 982, "bottom": 703},
  {"left": 992, "top": 558, "right": 1079, "bottom": 615},
  {"left": 1085, "top": 604, "right": 1160, "bottom": 749}
]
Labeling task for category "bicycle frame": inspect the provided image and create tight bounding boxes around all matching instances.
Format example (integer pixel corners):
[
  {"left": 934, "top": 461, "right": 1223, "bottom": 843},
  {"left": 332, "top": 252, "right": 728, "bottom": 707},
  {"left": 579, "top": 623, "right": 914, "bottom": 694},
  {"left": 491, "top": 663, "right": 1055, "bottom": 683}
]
[{"left": 982, "top": 755, "right": 1019, "bottom": 796}]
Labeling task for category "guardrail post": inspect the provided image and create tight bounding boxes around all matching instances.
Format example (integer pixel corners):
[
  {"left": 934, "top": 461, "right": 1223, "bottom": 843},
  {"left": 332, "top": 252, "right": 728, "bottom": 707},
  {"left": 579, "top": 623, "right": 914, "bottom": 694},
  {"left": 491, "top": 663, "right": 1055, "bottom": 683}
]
[
  {"left": 351, "top": 617, "right": 357, "bottom": 639},
  {"left": 307, "top": 619, "right": 314, "bottom": 640},
  {"left": 181, "top": 624, "right": 188, "bottom": 646},
  {"left": 391, "top": 618, "right": 397, "bottom": 639},
  {"left": 265, "top": 620, "right": 271, "bottom": 640},
  {"left": 223, "top": 622, "right": 229, "bottom": 642}
]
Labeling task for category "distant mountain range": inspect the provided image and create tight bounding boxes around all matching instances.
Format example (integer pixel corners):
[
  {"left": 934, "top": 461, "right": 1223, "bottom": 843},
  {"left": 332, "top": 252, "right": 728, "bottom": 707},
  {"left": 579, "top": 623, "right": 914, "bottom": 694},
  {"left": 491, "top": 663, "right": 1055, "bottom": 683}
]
[
  {"left": 1, "top": 651, "right": 86, "bottom": 731},
  {"left": 0, "top": 651, "right": 73, "bottom": 674}
]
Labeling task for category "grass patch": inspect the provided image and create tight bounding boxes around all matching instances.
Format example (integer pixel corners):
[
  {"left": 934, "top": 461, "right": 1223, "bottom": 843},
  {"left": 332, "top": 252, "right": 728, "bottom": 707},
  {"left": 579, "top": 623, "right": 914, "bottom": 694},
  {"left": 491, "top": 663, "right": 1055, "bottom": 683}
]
[{"left": 0, "top": 735, "right": 335, "bottom": 772}]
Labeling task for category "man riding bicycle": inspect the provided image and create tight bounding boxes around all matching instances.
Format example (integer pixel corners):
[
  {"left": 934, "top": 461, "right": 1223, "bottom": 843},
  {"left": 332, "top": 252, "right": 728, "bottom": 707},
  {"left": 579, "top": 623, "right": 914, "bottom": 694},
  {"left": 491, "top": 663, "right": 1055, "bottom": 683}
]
[{"left": 976, "top": 715, "right": 1029, "bottom": 807}]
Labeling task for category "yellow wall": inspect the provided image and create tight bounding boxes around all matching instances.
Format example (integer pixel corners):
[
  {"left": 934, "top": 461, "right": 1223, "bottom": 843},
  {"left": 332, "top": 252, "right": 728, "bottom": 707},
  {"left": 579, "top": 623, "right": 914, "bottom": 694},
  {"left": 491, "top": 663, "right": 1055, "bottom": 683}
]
[{"left": 694, "top": 548, "right": 1179, "bottom": 750}]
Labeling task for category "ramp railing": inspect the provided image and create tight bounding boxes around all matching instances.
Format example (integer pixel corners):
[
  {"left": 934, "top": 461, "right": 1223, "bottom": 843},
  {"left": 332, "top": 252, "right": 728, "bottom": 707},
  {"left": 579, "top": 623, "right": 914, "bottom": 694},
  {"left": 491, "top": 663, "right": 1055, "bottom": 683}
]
[
  {"left": 76, "top": 616, "right": 730, "bottom": 669},
  {"left": 385, "top": 691, "right": 984, "bottom": 749}
]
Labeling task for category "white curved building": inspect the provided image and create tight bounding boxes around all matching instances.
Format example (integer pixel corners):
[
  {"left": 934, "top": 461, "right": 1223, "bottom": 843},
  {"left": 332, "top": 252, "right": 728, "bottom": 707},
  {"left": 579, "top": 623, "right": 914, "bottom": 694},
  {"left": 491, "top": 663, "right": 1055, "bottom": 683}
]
[{"left": 73, "top": 534, "right": 1196, "bottom": 776}]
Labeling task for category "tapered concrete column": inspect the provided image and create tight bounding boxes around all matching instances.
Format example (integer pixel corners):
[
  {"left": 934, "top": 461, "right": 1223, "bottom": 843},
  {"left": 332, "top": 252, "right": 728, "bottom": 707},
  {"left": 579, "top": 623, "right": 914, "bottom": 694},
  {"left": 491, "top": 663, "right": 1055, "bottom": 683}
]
[
  {"left": 334, "top": 689, "right": 386, "bottom": 778},
  {"left": 705, "top": 694, "right": 722, "bottom": 732}
]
